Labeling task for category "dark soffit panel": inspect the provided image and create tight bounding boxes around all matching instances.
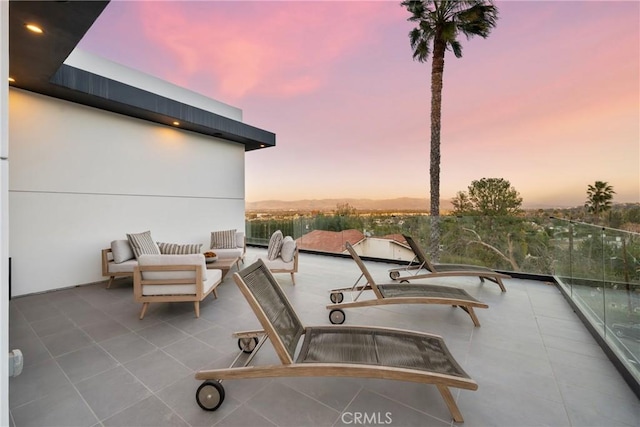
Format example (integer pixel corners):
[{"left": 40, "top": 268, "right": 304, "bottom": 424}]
[{"left": 8, "top": 0, "right": 275, "bottom": 151}]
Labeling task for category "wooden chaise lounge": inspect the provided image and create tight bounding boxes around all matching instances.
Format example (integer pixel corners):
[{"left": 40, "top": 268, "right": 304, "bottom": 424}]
[
  {"left": 326, "top": 242, "right": 489, "bottom": 327},
  {"left": 194, "top": 259, "right": 479, "bottom": 423},
  {"left": 388, "top": 234, "right": 511, "bottom": 292}
]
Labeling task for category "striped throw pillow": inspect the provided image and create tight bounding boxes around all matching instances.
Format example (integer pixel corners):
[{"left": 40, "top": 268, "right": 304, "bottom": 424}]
[
  {"left": 157, "top": 242, "right": 203, "bottom": 255},
  {"left": 210, "top": 229, "right": 237, "bottom": 249},
  {"left": 126, "top": 231, "right": 161, "bottom": 259},
  {"left": 267, "top": 230, "right": 284, "bottom": 260}
]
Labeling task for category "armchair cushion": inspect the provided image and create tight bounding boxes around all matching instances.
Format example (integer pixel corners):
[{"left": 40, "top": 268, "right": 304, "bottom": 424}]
[
  {"left": 127, "top": 230, "right": 161, "bottom": 259},
  {"left": 111, "top": 239, "right": 134, "bottom": 264}
]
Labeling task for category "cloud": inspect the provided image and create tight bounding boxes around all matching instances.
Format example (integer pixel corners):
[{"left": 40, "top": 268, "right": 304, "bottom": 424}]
[{"left": 133, "top": 1, "right": 404, "bottom": 101}]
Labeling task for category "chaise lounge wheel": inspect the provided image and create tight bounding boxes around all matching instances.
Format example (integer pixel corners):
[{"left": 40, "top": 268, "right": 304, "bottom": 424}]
[
  {"left": 389, "top": 271, "right": 400, "bottom": 280},
  {"left": 238, "top": 337, "right": 259, "bottom": 353},
  {"left": 400, "top": 280, "right": 409, "bottom": 284},
  {"left": 330, "top": 292, "right": 344, "bottom": 304},
  {"left": 196, "top": 380, "right": 225, "bottom": 411},
  {"left": 329, "top": 309, "right": 346, "bottom": 324}
]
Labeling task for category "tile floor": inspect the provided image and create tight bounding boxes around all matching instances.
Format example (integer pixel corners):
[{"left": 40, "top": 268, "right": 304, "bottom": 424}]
[{"left": 8, "top": 248, "right": 639, "bottom": 427}]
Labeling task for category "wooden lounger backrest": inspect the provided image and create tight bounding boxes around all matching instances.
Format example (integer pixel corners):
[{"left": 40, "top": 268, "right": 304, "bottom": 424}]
[
  {"left": 345, "top": 242, "right": 384, "bottom": 299},
  {"left": 233, "top": 259, "right": 305, "bottom": 364},
  {"left": 402, "top": 234, "right": 437, "bottom": 272}
]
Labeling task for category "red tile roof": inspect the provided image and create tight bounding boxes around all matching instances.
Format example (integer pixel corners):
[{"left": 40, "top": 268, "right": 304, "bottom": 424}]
[
  {"left": 382, "top": 234, "right": 407, "bottom": 245},
  {"left": 297, "top": 229, "right": 365, "bottom": 253}
]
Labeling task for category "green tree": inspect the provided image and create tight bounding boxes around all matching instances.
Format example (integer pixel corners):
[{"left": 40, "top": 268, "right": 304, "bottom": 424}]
[
  {"left": 402, "top": 0, "right": 498, "bottom": 259},
  {"left": 451, "top": 191, "right": 474, "bottom": 214},
  {"left": 335, "top": 202, "right": 357, "bottom": 217},
  {"left": 585, "top": 181, "right": 615, "bottom": 222},
  {"left": 453, "top": 178, "right": 522, "bottom": 216}
]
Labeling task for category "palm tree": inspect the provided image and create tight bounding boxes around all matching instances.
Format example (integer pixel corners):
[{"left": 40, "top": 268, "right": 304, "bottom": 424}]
[
  {"left": 585, "top": 181, "right": 615, "bottom": 222},
  {"left": 402, "top": 0, "right": 498, "bottom": 258}
]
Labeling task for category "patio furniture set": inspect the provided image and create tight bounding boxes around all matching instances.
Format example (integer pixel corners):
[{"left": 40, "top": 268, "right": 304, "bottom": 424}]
[
  {"left": 101, "top": 229, "right": 299, "bottom": 319},
  {"left": 102, "top": 229, "right": 506, "bottom": 423},
  {"left": 101, "top": 229, "right": 246, "bottom": 319}
]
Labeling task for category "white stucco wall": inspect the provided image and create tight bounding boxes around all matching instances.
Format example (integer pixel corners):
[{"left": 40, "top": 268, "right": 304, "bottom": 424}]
[
  {"left": 8, "top": 88, "right": 246, "bottom": 296},
  {"left": 356, "top": 238, "right": 414, "bottom": 261}
]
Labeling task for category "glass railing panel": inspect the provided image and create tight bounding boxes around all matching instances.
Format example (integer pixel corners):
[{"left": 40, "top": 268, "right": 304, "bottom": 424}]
[
  {"left": 602, "top": 228, "right": 640, "bottom": 377},
  {"left": 547, "top": 218, "right": 574, "bottom": 288},
  {"left": 547, "top": 219, "right": 639, "bottom": 384}
]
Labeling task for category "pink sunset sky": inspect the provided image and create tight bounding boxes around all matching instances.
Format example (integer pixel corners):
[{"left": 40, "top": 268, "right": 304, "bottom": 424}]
[{"left": 78, "top": 0, "right": 640, "bottom": 208}]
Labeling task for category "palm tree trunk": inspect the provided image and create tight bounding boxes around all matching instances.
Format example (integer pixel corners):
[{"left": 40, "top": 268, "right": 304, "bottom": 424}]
[{"left": 429, "top": 37, "right": 446, "bottom": 261}]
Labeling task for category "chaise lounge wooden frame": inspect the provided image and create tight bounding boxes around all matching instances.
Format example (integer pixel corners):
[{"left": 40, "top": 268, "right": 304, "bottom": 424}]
[
  {"left": 194, "top": 259, "right": 478, "bottom": 423},
  {"left": 326, "top": 242, "right": 488, "bottom": 327},
  {"left": 388, "top": 234, "right": 511, "bottom": 292}
]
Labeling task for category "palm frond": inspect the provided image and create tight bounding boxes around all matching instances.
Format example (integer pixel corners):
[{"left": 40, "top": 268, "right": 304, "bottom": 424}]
[{"left": 449, "top": 40, "right": 463, "bottom": 58}]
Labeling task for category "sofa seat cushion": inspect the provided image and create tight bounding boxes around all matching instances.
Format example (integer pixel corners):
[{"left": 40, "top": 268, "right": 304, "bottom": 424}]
[
  {"left": 108, "top": 259, "right": 138, "bottom": 274},
  {"left": 141, "top": 268, "right": 222, "bottom": 296},
  {"left": 213, "top": 248, "right": 243, "bottom": 259}
]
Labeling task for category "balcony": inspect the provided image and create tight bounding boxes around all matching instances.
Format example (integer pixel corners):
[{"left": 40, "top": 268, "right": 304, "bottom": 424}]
[
  {"left": 247, "top": 215, "right": 640, "bottom": 393},
  {"left": 8, "top": 236, "right": 639, "bottom": 426}
]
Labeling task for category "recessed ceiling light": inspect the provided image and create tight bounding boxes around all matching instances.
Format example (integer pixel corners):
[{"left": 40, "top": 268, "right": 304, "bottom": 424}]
[
  {"left": 25, "top": 23, "right": 43, "bottom": 34},
  {"left": 8, "top": 77, "right": 15, "bottom": 83},
  {"left": 172, "top": 121, "right": 180, "bottom": 126}
]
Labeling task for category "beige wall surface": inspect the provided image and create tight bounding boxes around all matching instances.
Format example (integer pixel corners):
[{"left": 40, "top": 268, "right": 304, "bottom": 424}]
[{"left": 9, "top": 88, "right": 246, "bottom": 296}]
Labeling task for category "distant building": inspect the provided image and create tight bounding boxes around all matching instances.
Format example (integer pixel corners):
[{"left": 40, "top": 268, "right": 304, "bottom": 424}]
[{"left": 297, "top": 229, "right": 414, "bottom": 260}]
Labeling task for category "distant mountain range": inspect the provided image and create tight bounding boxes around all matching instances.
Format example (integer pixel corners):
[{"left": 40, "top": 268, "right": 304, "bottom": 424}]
[
  {"left": 246, "top": 197, "right": 453, "bottom": 212},
  {"left": 246, "top": 198, "right": 637, "bottom": 212}
]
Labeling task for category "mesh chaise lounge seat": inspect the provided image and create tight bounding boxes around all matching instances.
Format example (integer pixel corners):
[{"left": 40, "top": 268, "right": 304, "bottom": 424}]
[
  {"left": 326, "top": 242, "right": 488, "bottom": 327},
  {"left": 388, "top": 234, "right": 511, "bottom": 292},
  {"left": 194, "top": 259, "right": 478, "bottom": 423}
]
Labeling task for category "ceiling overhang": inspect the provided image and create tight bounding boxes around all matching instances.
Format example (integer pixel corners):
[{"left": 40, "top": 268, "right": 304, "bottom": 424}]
[{"left": 8, "top": 0, "right": 275, "bottom": 151}]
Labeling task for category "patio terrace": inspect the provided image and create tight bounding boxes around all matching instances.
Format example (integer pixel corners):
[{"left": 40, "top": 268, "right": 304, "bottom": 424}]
[{"left": 8, "top": 247, "right": 639, "bottom": 427}]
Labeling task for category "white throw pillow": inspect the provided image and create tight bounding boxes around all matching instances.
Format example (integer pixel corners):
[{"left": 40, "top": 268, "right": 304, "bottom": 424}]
[
  {"left": 280, "top": 236, "right": 296, "bottom": 263},
  {"left": 235, "top": 231, "right": 245, "bottom": 248},
  {"left": 111, "top": 240, "right": 134, "bottom": 264},
  {"left": 267, "top": 230, "right": 284, "bottom": 260}
]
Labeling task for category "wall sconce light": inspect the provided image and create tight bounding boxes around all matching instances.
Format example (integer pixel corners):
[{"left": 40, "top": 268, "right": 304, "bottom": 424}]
[{"left": 25, "top": 23, "right": 44, "bottom": 34}]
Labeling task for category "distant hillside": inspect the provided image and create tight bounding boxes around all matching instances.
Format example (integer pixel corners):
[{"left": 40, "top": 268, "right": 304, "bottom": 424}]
[{"left": 246, "top": 197, "right": 454, "bottom": 212}]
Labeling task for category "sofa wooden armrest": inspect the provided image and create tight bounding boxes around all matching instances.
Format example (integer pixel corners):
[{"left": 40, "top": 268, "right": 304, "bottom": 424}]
[{"left": 102, "top": 248, "right": 137, "bottom": 288}]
